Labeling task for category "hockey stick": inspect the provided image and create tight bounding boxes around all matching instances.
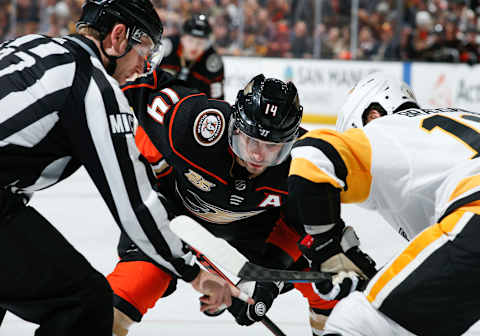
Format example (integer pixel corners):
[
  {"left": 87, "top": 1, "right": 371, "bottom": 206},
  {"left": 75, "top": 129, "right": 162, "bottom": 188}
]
[
  {"left": 170, "top": 215, "right": 333, "bottom": 283},
  {"left": 0, "top": 308, "right": 5, "bottom": 325},
  {"left": 193, "top": 248, "right": 288, "bottom": 336}
]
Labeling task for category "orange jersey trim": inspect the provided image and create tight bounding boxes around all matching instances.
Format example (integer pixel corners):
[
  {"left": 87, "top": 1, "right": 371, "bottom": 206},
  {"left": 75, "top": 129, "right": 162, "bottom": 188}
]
[
  {"left": 135, "top": 126, "right": 163, "bottom": 163},
  {"left": 255, "top": 186, "right": 288, "bottom": 195},
  {"left": 266, "top": 215, "right": 301, "bottom": 260},
  {"left": 122, "top": 68, "right": 158, "bottom": 91},
  {"left": 107, "top": 261, "right": 173, "bottom": 315}
]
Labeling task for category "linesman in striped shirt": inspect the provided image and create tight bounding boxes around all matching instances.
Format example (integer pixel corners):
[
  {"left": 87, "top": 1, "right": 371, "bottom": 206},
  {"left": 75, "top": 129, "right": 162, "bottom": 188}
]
[{"left": 0, "top": 0, "right": 246, "bottom": 334}]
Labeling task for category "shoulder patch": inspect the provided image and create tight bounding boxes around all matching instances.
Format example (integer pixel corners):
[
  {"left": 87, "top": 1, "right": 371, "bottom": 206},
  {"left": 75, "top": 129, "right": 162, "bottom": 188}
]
[
  {"left": 162, "top": 38, "right": 173, "bottom": 57},
  {"left": 206, "top": 53, "right": 223, "bottom": 73},
  {"left": 193, "top": 108, "right": 225, "bottom": 146}
]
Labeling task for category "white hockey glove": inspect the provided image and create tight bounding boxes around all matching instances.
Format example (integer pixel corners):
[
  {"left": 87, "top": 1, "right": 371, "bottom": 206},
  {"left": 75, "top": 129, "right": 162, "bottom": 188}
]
[
  {"left": 299, "top": 223, "right": 377, "bottom": 301},
  {"left": 227, "top": 280, "right": 283, "bottom": 326}
]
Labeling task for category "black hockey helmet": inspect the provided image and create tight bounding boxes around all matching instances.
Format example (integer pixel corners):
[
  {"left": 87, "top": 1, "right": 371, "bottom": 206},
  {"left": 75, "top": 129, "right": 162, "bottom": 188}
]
[
  {"left": 77, "top": 0, "right": 163, "bottom": 46},
  {"left": 182, "top": 14, "right": 212, "bottom": 38},
  {"left": 228, "top": 74, "right": 303, "bottom": 166},
  {"left": 77, "top": 0, "right": 163, "bottom": 75}
]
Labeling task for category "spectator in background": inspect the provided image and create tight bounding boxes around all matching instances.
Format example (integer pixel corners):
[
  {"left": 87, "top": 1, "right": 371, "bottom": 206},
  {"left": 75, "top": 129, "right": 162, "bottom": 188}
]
[
  {"left": 16, "top": 0, "right": 40, "bottom": 36},
  {"left": 160, "top": 14, "right": 225, "bottom": 99},
  {"left": 4, "top": 0, "right": 480, "bottom": 62},
  {"left": 315, "top": 24, "right": 350, "bottom": 59},
  {"left": 373, "top": 22, "right": 399, "bottom": 60},
  {"left": 357, "top": 25, "right": 379, "bottom": 59},
  {"left": 410, "top": 10, "right": 435, "bottom": 60},
  {"left": 460, "top": 25, "right": 479, "bottom": 64},
  {"left": 426, "top": 16, "right": 462, "bottom": 62},
  {"left": 289, "top": 20, "right": 312, "bottom": 58},
  {"left": 0, "top": 2, "right": 11, "bottom": 41},
  {"left": 253, "top": 8, "right": 276, "bottom": 56},
  {"left": 267, "top": 20, "right": 291, "bottom": 57},
  {"left": 266, "top": 0, "right": 289, "bottom": 23}
]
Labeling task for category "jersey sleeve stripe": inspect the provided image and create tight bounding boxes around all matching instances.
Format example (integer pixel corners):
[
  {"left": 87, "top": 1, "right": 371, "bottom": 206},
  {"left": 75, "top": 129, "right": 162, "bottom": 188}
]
[
  {"left": 290, "top": 145, "right": 345, "bottom": 189},
  {"left": 1, "top": 112, "right": 59, "bottom": 147},
  {"left": 290, "top": 156, "right": 344, "bottom": 189},
  {"left": 366, "top": 211, "right": 475, "bottom": 308},
  {"left": 437, "top": 174, "right": 480, "bottom": 222},
  {"left": 191, "top": 71, "right": 214, "bottom": 84},
  {"left": 168, "top": 93, "right": 228, "bottom": 185},
  {"left": 0, "top": 89, "right": 68, "bottom": 141},
  {"left": 135, "top": 125, "right": 163, "bottom": 163},
  {"left": 0, "top": 62, "right": 74, "bottom": 124},
  {"left": 293, "top": 137, "right": 348, "bottom": 188},
  {"left": 85, "top": 68, "right": 185, "bottom": 277}
]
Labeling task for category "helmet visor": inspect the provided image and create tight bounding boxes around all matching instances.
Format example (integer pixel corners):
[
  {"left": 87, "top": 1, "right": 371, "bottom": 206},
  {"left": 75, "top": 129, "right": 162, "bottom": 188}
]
[
  {"left": 130, "top": 27, "right": 163, "bottom": 75},
  {"left": 228, "top": 118, "right": 294, "bottom": 167}
]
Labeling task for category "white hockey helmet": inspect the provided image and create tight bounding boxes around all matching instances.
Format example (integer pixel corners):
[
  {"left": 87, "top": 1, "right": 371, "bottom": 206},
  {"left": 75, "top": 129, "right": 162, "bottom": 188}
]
[{"left": 336, "top": 72, "right": 419, "bottom": 132}]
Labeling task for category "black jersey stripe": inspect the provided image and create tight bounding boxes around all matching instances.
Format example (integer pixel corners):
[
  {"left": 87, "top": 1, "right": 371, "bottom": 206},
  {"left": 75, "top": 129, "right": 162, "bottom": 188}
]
[
  {"left": 0, "top": 89, "right": 68, "bottom": 141},
  {"left": 293, "top": 136, "right": 349, "bottom": 190},
  {"left": 0, "top": 56, "right": 73, "bottom": 102},
  {"left": 87, "top": 65, "right": 185, "bottom": 276},
  {"left": 437, "top": 190, "right": 480, "bottom": 223}
]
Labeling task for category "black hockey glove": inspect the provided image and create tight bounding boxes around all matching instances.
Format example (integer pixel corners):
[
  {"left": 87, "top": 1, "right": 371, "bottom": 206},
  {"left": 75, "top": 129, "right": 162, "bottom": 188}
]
[
  {"left": 227, "top": 281, "right": 282, "bottom": 326},
  {"left": 298, "top": 222, "right": 377, "bottom": 279}
]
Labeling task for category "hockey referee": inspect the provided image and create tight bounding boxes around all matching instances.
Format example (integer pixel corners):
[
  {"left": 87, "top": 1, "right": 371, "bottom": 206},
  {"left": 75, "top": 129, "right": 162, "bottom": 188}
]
[{"left": 0, "top": 0, "right": 245, "bottom": 334}]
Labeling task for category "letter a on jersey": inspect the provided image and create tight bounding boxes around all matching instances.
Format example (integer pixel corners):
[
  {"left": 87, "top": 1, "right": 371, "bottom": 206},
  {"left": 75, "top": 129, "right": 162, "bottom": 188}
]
[{"left": 258, "top": 194, "right": 281, "bottom": 207}]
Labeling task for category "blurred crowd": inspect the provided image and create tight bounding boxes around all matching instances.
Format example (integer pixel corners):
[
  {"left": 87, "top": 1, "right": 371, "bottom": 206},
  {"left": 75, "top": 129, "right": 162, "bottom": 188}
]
[{"left": 3, "top": 0, "right": 480, "bottom": 63}]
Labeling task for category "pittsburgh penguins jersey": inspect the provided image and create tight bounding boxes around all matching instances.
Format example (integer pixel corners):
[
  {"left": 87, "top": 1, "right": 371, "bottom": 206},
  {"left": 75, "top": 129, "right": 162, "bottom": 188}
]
[
  {"left": 289, "top": 108, "right": 480, "bottom": 241},
  {"left": 160, "top": 35, "right": 224, "bottom": 99},
  {"left": 123, "top": 71, "right": 294, "bottom": 243}
]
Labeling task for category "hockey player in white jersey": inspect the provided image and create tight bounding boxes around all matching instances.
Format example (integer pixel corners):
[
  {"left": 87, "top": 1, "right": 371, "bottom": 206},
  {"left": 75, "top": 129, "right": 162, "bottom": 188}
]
[{"left": 289, "top": 72, "right": 480, "bottom": 336}]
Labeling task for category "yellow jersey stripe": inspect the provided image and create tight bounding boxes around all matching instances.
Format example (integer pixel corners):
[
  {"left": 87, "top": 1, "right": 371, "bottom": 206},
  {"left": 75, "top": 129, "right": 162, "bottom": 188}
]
[
  {"left": 366, "top": 210, "right": 465, "bottom": 304},
  {"left": 290, "top": 157, "right": 343, "bottom": 188}
]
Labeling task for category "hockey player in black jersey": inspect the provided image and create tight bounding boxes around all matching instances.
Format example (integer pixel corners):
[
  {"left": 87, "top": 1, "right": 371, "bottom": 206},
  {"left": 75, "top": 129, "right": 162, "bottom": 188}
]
[
  {"left": 0, "top": 1, "right": 245, "bottom": 334},
  {"left": 160, "top": 14, "right": 224, "bottom": 99},
  {"left": 107, "top": 72, "right": 373, "bottom": 335}
]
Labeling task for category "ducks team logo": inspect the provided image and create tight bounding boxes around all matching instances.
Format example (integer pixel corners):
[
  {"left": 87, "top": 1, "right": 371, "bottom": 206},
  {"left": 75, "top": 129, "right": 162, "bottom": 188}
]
[{"left": 193, "top": 109, "right": 225, "bottom": 146}]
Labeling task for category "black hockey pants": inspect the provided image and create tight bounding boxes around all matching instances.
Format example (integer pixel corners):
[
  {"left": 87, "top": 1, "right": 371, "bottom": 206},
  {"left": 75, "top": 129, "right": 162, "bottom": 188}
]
[{"left": 0, "top": 189, "right": 113, "bottom": 335}]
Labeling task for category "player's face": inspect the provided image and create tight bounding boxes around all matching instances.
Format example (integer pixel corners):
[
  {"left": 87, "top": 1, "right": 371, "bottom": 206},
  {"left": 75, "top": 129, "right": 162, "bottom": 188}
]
[
  {"left": 181, "top": 35, "right": 209, "bottom": 60},
  {"left": 364, "top": 108, "right": 383, "bottom": 125},
  {"left": 235, "top": 132, "right": 284, "bottom": 176},
  {"left": 114, "top": 32, "right": 156, "bottom": 84}
]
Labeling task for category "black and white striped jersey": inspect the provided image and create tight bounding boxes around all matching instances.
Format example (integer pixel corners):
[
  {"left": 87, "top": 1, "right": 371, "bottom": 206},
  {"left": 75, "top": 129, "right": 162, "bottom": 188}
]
[{"left": 0, "top": 34, "right": 199, "bottom": 281}]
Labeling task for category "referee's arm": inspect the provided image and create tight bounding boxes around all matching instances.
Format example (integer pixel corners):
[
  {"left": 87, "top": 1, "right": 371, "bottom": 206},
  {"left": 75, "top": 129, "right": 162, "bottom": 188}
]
[{"left": 65, "top": 65, "right": 199, "bottom": 282}]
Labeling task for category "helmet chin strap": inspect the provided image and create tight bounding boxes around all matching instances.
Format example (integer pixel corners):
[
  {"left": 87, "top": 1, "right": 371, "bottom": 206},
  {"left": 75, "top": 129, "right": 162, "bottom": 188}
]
[{"left": 99, "top": 38, "right": 133, "bottom": 76}]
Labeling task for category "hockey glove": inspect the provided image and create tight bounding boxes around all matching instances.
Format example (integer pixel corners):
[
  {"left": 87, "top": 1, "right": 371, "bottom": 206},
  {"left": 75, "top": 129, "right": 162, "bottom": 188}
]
[
  {"left": 313, "top": 270, "right": 365, "bottom": 301},
  {"left": 298, "top": 223, "right": 377, "bottom": 279},
  {"left": 227, "top": 280, "right": 283, "bottom": 326}
]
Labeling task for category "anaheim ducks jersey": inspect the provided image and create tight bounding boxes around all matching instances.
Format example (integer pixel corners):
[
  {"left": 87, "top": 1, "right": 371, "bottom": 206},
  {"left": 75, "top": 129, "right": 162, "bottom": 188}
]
[
  {"left": 289, "top": 108, "right": 480, "bottom": 241},
  {"left": 123, "top": 74, "right": 292, "bottom": 242},
  {"left": 160, "top": 35, "right": 224, "bottom": 99}
]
